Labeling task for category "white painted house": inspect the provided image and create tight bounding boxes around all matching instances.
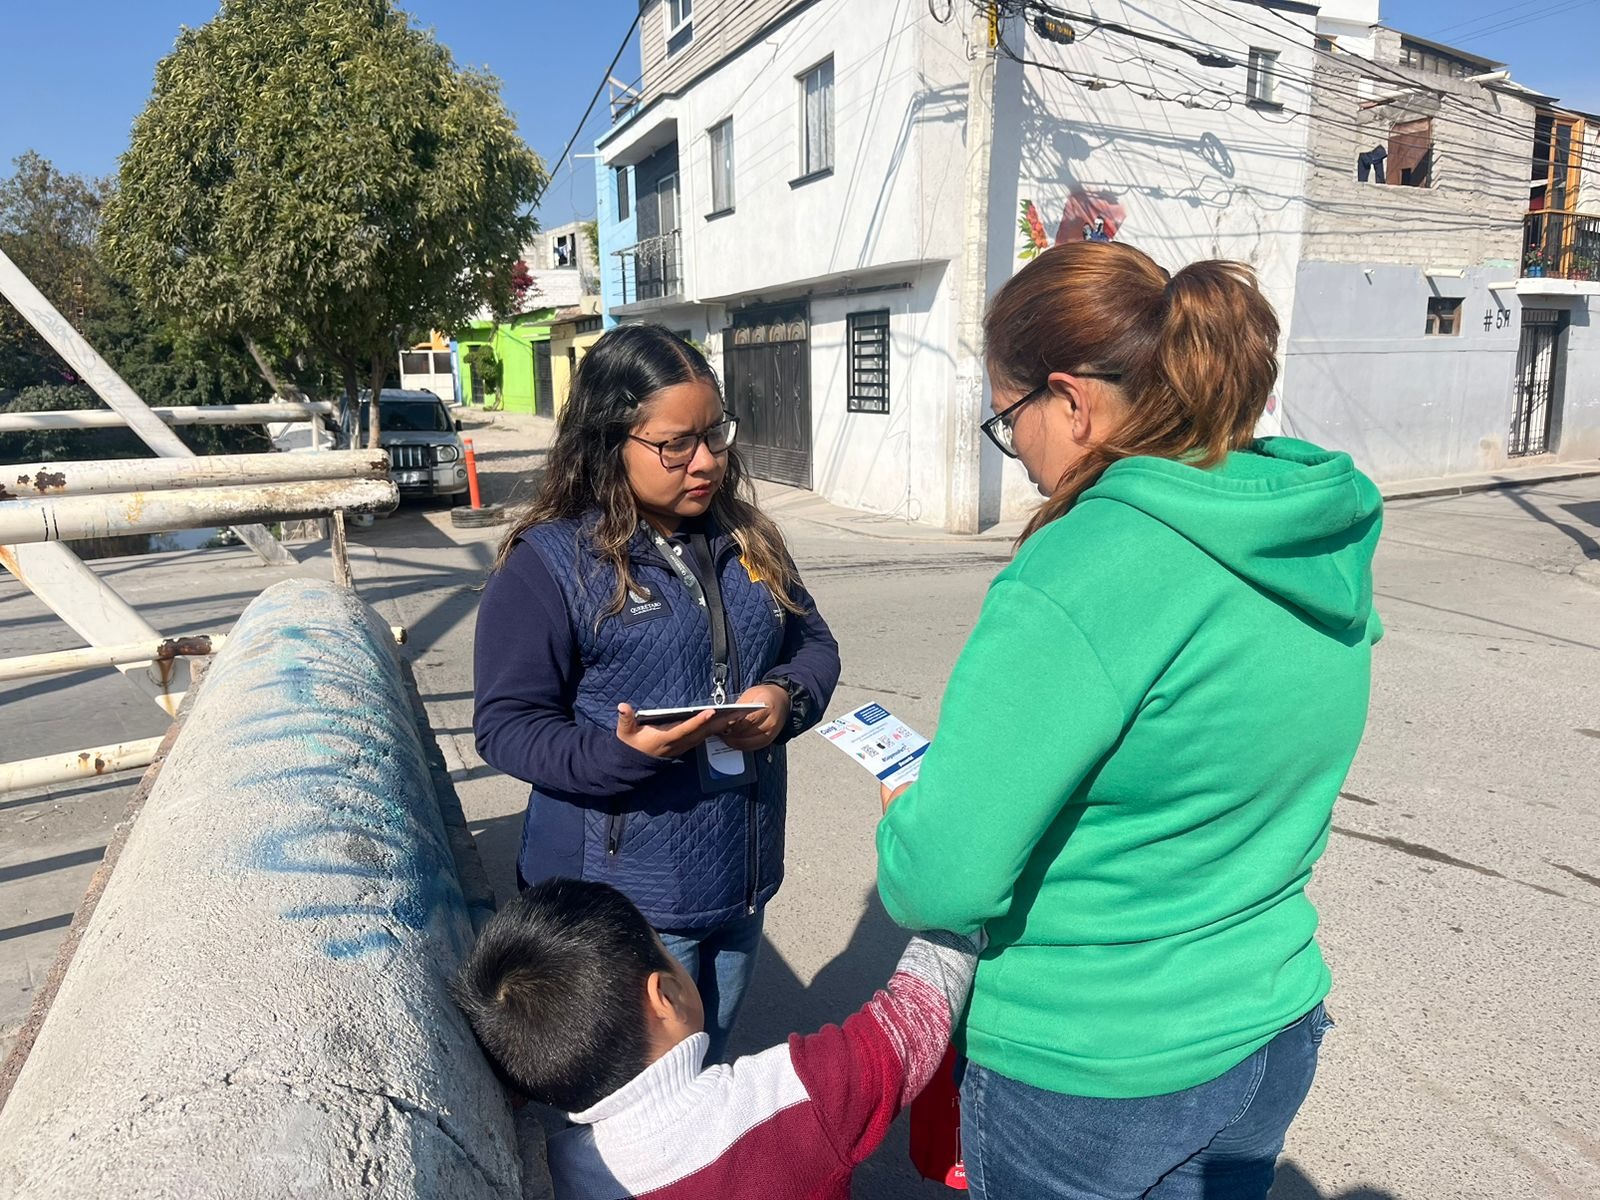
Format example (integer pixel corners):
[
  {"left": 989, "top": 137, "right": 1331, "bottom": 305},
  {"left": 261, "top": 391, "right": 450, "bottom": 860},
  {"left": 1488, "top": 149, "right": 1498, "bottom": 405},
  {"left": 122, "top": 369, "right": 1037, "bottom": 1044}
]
[
  {"left": 595, "top": 0, "right": 1600, "bottom": 529},
  {"left": 596, "top": 0, "right": 972, "bottom": 520}
]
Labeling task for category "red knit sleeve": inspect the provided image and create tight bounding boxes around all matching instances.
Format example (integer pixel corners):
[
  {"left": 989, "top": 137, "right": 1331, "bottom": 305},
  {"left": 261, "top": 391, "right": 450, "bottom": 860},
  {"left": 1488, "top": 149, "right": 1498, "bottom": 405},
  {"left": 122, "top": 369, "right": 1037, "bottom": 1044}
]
[{"left": 786, "top": 932, "right": 978, "bottom": 1167}]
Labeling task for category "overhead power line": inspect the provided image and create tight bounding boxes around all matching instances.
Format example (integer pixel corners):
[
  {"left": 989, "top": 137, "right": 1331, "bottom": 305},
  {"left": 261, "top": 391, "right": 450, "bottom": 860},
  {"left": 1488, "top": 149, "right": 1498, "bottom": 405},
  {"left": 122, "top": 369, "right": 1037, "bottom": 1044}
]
[
  {"left": 999, "top": 0, "right": 1600, "bottom": 211},
  {"left": 535, "top": 9, "right": 642, "bottom": 206},
  {"left": 1444, "top": 0, "right": 1597, "bottom": 46},
  {"left": 1176, "top": 0, "right": 1575, "bottom": 157},
  {"left": 1430, "top": 0, "right": 1561, "bottom": 37}
]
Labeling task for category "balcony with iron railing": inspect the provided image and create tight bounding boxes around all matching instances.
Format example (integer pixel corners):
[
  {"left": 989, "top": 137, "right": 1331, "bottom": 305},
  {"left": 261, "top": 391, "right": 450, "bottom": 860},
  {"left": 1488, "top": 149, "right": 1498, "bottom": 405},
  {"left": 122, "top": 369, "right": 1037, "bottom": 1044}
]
[
  {"left": 611, "top": 230, "right": 684, "bottom": 313},
  {"left": 1523, "top": 209, "right": 1600, "bottom": 283}
]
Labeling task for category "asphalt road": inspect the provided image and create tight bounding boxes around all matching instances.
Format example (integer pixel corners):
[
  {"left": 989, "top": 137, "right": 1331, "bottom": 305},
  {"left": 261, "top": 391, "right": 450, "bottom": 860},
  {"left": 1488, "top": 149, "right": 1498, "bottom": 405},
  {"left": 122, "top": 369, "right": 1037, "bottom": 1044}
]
[
  {"left": 3, "top": 421, "right": 1597, "bottom": 1196},
  {"left": 348, "top": 418, "right": 1600, "bottom": 1199}
]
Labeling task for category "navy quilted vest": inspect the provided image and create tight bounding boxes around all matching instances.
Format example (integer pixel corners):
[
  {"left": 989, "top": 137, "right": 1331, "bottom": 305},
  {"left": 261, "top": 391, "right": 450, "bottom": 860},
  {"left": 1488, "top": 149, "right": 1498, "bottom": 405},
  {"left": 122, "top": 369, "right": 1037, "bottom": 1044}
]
[{"left": 516, "top": 516, "right": 788, "bottom": 929}]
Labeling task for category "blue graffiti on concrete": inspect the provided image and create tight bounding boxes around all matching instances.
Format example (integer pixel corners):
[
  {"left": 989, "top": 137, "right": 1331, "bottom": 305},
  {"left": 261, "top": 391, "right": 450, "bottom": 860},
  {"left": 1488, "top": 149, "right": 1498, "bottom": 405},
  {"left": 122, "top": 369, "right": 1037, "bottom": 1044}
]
[{"left": 220, "top": 583, "right": 470, "bottom": 961}]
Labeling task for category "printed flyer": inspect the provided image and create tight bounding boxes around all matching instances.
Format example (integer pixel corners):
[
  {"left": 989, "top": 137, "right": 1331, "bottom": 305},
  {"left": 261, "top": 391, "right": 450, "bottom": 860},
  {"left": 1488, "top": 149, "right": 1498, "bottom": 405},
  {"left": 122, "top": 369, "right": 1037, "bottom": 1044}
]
[{"left": 815, "top": 701, "right": 930, "bottom": 789}]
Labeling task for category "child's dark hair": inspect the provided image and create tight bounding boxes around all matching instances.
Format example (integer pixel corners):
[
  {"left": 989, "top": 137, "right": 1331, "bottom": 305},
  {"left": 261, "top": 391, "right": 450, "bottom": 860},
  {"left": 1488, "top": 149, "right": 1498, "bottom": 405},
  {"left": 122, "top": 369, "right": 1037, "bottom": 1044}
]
[
  {"left": 492, "top": 322, "right": 801, "bottom": 619},
  {"left": 451, "top": 877, "right": 677, "bottom": 1112}
]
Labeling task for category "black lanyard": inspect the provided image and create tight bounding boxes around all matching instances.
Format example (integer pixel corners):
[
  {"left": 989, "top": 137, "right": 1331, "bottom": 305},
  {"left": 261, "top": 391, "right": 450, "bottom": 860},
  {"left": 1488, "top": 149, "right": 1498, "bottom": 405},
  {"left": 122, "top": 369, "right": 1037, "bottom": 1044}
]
[{"left": 643, "top": 524, "right": 733, "bottom": 704}]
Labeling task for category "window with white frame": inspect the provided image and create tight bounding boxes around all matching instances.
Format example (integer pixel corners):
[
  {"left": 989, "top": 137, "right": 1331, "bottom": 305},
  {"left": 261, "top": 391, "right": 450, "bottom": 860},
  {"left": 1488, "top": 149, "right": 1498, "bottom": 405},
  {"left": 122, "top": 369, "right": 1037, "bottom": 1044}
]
[
  {"left": 847, "top": 310, "right": 890, "bottom": 414},
  {"left": 616, "top": 165, "right": 630, "bottom": 220},
  {"left": 1247, "top": 48, "right": 1281, "bottom": 108},
  {"left": 708, "top": 118, "right": 734, "bottom": 214},
  {"left": 798, "top": 58, "right": 835, "bottom": 179},
  {"left": 667, "top": 0, "right": 693, "bottom": 56}
]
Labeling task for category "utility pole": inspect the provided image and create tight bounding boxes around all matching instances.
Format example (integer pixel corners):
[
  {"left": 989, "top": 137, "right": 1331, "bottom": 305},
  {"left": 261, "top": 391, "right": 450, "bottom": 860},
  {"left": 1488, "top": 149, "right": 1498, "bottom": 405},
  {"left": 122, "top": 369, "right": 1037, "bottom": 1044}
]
[{"left": 946, "top": 2, "right": 999, "bottom": 535}]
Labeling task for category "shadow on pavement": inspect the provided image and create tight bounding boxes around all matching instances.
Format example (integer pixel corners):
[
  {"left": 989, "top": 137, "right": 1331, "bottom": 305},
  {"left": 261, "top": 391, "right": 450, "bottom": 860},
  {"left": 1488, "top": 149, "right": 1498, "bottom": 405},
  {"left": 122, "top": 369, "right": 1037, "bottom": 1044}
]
[
  {"left": 1272, "top": 1161, "right": 1400, "bottom": 1199},
  {"left": 730, "top": 890, "right": 950, "bottom": 1199},
  {"left": 1, "top": 913, "right": 72, "bottom": 943},
  {"left": 0, "top": 671, "right": 107, "bottom": 706},
  {"left": 1502, "top": 487, "right": 1600, "bottom": 562},
  {"left": 465, "top": 807, "right": 526, "bottom": 908},
  {"left": 0, "top": 774, "right": 128, "bottom": 815},
  {"left": 418, "top": 689, "right": 474, "bottom": 704},
  {"left": 0, "top": 846, "right": 106, "bottom": 885},
  {"left": 730, "top": 888, "right": 905, "bottom": 1054}
]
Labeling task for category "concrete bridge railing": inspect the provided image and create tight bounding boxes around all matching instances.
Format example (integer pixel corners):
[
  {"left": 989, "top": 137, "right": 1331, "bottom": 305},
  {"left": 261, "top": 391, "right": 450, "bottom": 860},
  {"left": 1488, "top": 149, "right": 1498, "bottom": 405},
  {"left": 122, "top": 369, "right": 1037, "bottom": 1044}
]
[{"left": 0, "top": 578, "right": 525, "bottom": 1198}]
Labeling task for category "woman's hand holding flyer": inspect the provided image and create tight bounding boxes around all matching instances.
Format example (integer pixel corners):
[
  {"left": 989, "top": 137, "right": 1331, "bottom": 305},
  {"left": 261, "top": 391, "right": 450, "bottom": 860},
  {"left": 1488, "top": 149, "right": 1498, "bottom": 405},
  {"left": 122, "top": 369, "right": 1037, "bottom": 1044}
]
[{"left": 815, "top": 701, "right": 930, "bottom": 790}]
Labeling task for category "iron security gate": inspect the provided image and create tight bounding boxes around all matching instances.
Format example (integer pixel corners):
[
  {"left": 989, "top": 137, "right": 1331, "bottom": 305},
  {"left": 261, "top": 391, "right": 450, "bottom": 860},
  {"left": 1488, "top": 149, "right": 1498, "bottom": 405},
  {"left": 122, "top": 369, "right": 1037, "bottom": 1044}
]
[
  {"left": 534, "top": 341, "right": 554, "bottom": 418},
  {"left": 723, "top": 301, "right": 812, "bottom": 488},
  {"left": 1509, "top": 309, "right": 1566, "bottom": 457}
]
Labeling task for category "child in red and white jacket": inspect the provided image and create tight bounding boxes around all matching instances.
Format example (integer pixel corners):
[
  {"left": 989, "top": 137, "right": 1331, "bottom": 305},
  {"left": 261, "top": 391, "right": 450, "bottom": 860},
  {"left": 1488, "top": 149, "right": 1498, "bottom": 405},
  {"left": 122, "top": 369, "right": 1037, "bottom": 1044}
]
[{"left": 453, "top": 877, "right": 981, "bottom": 1200}]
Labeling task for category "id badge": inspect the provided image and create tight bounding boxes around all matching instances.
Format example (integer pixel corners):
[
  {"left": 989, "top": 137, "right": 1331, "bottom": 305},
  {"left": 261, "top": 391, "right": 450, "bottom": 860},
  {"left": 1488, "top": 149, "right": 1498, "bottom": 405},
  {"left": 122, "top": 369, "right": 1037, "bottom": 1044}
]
[{"left": 697, "top": 736, "right": 756, "bottom": 792}]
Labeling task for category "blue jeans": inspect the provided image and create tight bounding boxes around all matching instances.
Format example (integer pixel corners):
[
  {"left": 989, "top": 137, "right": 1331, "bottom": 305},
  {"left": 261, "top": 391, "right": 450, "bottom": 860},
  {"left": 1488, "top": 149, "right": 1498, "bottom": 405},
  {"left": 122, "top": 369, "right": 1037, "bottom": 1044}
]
[
  {"left": 961, "top": 1004, "right": 1334, "bottom": 1200},
  {"left": 657, "top": 909, "right": 764, "bottom": 1064}
]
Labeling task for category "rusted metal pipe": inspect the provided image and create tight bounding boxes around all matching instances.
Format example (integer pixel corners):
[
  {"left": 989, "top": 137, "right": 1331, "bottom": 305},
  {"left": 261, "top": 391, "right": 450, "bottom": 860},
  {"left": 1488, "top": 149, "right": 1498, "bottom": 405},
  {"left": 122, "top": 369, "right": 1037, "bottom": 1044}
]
[
  {"left": 0, "top": 451, "right": 387, "bottom": 500},
  {"left": 0, "top": 737, "right": 164, "bottom": 796},
  {"left": 0, "top": 247, "right": 293, "bottom": 567},
  {"left": 0, "top": 402, "right": 335, "bottom": 434},
  {"left": 0, "top": 478, "right": 398, "bottom": 546},
  {"left": 0, "top": 635, "right": 223, "bottom": 684},
  {"left": 0, "top": 542, "right": 191, "bottom": 717}
]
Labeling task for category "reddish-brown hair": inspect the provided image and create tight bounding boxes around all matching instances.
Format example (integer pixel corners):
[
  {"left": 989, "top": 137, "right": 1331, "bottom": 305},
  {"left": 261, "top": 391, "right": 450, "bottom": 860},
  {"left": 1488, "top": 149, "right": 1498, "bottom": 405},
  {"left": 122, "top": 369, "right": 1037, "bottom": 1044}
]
[{"left": 983, "top": 241, "right": 1280, "bottom": 543}]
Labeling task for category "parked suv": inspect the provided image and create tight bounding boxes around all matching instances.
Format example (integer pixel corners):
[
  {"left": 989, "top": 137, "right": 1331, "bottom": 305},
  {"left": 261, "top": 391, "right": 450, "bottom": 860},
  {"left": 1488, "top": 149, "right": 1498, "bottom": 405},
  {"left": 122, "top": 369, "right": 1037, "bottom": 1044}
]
[{"left": 372, "top": 389, "right": 469, "bottom": 504}]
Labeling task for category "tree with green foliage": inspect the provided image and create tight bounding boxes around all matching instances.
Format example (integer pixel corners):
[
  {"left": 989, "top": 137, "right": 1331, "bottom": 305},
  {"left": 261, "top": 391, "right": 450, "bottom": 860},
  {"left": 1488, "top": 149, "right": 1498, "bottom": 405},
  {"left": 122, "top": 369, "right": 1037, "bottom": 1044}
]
[
  {"left": 0, "top": 152, "right": 270, "bottom": 463},
  {"left": 463, "top": 342, "right": 502, "bottom": 405},
  {"left": 0, "top": 152, "right": 110, "bottom": 395},
  {"left": 102, "top": 0, "right": 546, "bottom": 447}
]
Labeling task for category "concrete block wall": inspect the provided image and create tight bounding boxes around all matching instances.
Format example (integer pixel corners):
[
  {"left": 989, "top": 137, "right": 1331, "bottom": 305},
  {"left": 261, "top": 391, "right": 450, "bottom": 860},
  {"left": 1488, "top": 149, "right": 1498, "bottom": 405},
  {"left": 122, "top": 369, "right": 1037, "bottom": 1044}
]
[{"left": 1301, "top": 30, "right": 1536, "bottom": 270}]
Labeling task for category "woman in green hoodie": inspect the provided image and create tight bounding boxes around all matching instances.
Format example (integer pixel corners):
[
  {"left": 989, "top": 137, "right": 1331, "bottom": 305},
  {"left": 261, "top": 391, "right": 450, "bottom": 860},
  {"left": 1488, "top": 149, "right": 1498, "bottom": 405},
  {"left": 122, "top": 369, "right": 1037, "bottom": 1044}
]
[{"left": 875, "top": 242, "right": 1382, "bottom": 1200}]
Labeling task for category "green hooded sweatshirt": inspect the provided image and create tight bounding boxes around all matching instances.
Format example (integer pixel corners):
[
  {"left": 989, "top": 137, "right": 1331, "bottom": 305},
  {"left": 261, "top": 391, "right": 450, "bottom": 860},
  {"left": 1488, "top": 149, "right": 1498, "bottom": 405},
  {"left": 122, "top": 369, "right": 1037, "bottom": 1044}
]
[{"left": 876, "top": 438, "right": 1383, "bottom": 1099}]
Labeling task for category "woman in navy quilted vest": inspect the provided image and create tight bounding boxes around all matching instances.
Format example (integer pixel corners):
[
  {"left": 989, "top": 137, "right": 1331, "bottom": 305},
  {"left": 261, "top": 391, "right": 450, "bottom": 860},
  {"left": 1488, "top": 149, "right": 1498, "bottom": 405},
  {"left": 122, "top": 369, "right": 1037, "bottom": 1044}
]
[{"left": 473, "top": 323, "right": 840, "bottom": 1062}]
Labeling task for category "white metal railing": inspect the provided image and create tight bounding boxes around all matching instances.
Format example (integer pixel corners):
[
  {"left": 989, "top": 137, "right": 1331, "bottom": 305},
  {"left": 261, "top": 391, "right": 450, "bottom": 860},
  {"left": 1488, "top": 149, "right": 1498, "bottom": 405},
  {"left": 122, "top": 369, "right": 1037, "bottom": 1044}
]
[
  {"left": 0, "top": 401, "right": 334, "bottom": 433},
  {"left": 0, "top": 739, "right": 171, "bottom": 796},
  {"left": 0, "top": 247, "right": 403, "bottom": 796},
  {"left": 0, "top": 634, "right": 224, "bottom": 683},
  {"left": 0, "top": 452, "right": 398, "bottom": 794},
  {"left": 0, "top": 247, "right": 305, "bottom": 567},
  {"left": 0, "top": 478, "right": 393, "bottom": 546}
]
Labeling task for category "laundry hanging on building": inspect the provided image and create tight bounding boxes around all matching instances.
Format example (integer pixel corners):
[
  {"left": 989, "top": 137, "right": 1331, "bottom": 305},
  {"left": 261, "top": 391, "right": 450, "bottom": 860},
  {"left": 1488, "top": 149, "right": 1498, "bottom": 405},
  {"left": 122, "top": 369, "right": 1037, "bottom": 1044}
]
[{"left": 1357, "top": 146, "right": 1387, "bottom": 184}]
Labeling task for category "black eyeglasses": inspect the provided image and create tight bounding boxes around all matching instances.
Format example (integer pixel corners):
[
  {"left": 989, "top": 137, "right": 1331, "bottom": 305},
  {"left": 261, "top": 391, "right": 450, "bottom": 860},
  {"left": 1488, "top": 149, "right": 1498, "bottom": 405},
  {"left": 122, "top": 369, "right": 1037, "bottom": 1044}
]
[
  {"left": 979, "top": 375, "right": 1123, "bottom": 458},
  {"left": 628, "top": 417, "right": 739, "bottom": 469}
]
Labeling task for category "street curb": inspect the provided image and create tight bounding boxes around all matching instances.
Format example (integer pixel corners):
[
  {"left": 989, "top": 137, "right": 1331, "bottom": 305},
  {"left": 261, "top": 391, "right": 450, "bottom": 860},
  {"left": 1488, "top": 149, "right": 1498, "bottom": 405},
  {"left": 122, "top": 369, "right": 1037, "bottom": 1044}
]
[
  {"left": 779, "top": 463, "right": 1600, "bottom": 541},
  {"left": 1381, "top": 463, "right": 1600, "bottom": 502},
  {"left": 784, "top": 512, "right": 1021, "bottom": 545}
]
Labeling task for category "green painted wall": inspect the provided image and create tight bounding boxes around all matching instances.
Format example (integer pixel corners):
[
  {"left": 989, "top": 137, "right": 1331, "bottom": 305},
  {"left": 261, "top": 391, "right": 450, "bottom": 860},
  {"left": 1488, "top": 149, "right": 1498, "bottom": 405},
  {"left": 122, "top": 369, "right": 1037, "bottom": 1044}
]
[{"left": 455, "top": 311, "right": 556, "bottom": 413}]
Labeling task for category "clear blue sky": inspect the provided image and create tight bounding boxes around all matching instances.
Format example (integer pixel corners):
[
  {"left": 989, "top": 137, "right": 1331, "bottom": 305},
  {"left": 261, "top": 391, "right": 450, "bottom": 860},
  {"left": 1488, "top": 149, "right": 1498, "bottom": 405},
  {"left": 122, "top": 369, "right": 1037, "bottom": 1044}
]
[
  {"left": 1, "top": 0, "right": 1596, "bottom": 221},
  {"left": 0, "top": 0, "right": 643, "bottom": 229}
]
